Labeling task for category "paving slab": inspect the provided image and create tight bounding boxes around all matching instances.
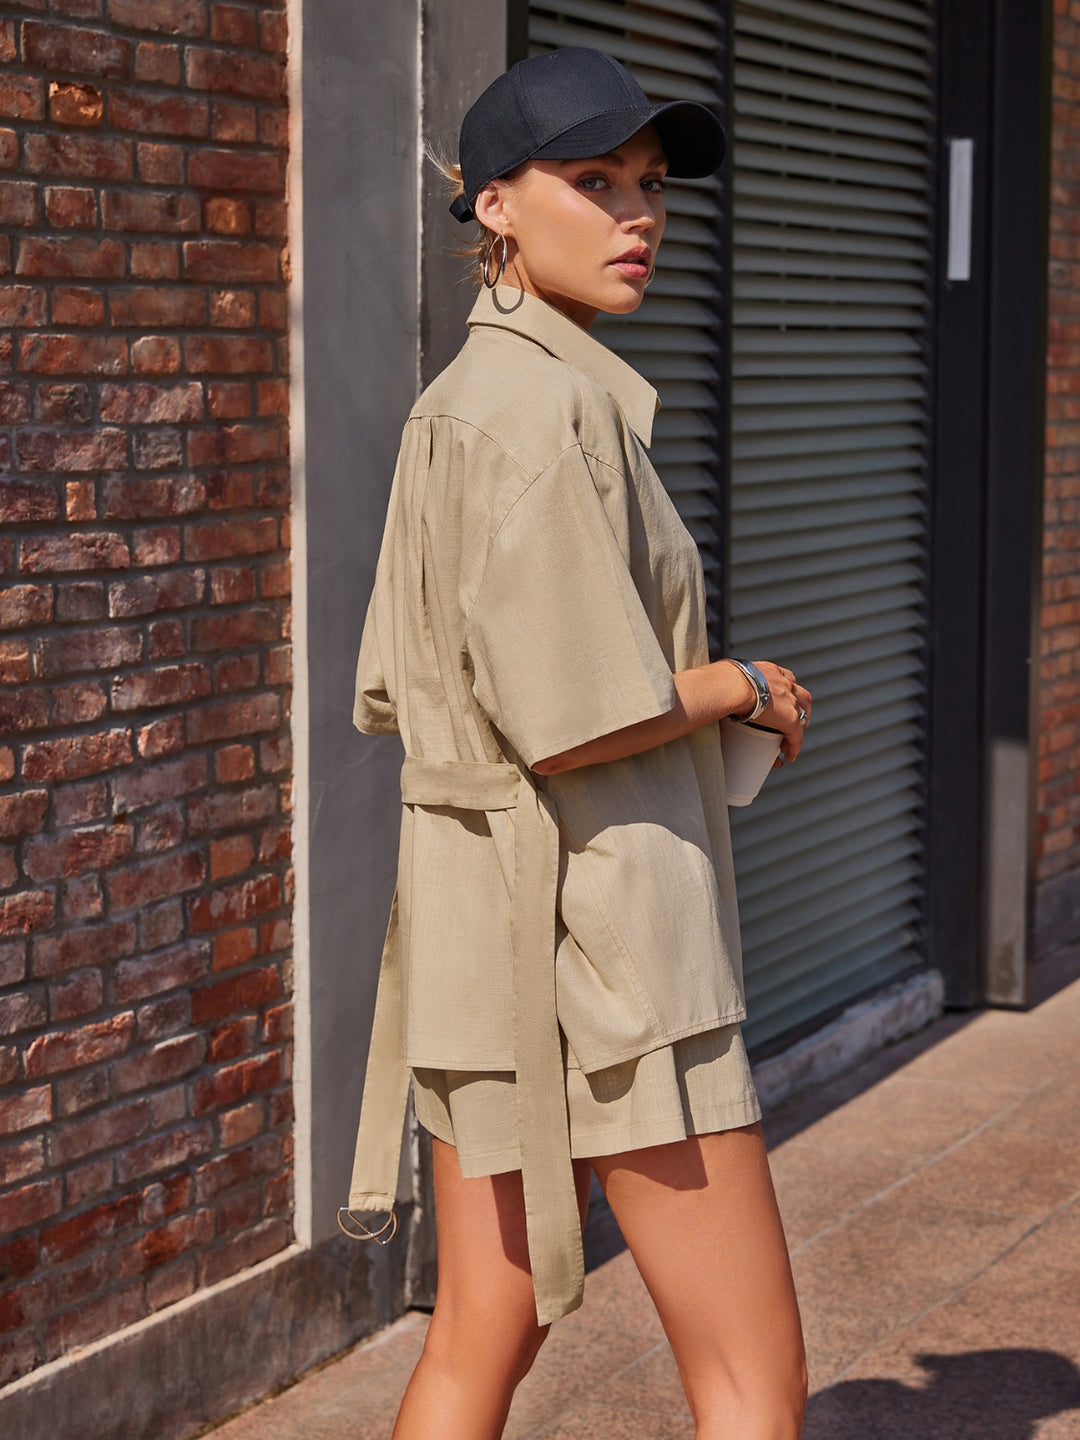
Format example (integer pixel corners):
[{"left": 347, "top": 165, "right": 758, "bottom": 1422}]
[{"left": 202, "top": 957, "right": 1080, "bottom": 1440}]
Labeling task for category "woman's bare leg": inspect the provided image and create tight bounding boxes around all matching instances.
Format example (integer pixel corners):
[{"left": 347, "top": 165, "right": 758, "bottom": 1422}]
[
  {"left": 392, "top": 1137, "right": 593, "bottom": 1440},
  {"left": 591, "top": 1124, "right": 806, "bottom": 1440}
]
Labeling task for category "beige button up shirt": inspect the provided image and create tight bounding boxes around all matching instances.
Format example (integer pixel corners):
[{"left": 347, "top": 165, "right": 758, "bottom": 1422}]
[{"left": 349, "top": 285, "right": 747, "bottom": 1321}]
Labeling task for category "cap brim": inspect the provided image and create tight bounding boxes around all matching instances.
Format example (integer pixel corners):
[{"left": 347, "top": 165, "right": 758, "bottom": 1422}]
[{"left": 530, "top": 100, "right": 725, "bottom": 177}]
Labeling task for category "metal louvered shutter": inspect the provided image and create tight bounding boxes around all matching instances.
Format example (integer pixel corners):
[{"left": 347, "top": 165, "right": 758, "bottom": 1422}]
[
  {"left": 529, "top": 1, "right": 729, "bottom": 639},
  {"left": 729, "top": 0, "right": 936, "bottom": 1048}
]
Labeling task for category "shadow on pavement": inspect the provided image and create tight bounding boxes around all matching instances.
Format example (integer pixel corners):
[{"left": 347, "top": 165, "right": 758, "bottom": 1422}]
[{"left": 803, "top": 1348, "right": 1080, "bottom": 1438}]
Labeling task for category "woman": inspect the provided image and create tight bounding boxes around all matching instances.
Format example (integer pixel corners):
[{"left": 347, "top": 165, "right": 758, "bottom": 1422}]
[{"left": 347, "top": 46, "right": 811, "bottom": 1440}]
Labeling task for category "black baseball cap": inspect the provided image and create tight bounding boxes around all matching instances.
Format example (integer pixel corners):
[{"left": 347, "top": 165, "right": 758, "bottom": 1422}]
[{"left": 450, "top": 47, "right": 725, "bottom": 223}]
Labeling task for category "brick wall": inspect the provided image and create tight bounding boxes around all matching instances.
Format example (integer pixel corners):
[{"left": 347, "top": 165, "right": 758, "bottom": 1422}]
[
  {"left": 1040, "top": 0, "right": 1080, "bottom": 889},
  {"left": 0, "top": 0, "right": 292, "bottom": 1385}
]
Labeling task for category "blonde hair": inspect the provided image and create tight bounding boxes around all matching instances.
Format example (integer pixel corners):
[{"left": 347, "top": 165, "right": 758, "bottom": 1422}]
[{"left": 426, "top": 142, "right": 504, "bottom": 287}]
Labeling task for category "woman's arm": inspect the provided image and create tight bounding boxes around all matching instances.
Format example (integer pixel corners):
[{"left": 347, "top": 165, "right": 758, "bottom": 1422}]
[{"left": 532, "top": 659, "right": 812, "bottom": 775}]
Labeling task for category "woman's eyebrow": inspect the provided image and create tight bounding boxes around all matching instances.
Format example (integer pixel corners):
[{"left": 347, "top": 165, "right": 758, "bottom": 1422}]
[{"left": 562, "top": 151, "right": 668, "bottom": 168}]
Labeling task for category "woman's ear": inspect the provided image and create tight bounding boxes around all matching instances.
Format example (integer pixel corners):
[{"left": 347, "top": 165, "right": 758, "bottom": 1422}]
[{"left": 473, "top": 181, "right": 510, "bottom": 236}]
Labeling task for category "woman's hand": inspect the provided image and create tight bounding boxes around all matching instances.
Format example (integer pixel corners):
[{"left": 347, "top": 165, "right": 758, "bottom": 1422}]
[{"left": 743, "top": 660, "right": 812, "bottom": 767}]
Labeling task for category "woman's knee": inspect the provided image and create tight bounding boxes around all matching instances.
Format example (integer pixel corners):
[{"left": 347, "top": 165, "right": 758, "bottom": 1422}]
[{"left": 424, "top": 1297, "right": 550, "bottom": 1387}]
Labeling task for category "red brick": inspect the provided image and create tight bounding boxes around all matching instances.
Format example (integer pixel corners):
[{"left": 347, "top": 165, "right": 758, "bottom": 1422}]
[
  {"left": 108, "top": 568, "right": 204, "bottom": 616},
  {"left": 54, "top": 581, "right": 105, "bottom": 623},
  {"left": 0, "top": 478, "right": 58, "bottom": 523},
  {"left": 135, "top": 992, "right": 190, "bottom": 1041},
  {"left": 0, "top": 890, "right": 55, "bottom": 935},
  {"left": 115, "top": 1119, "right": 213, "bottom": 1182},
  {"left": 0, "top": 130, "right": 16, "bottom": 171},
  {"left": 208, "top": 1014, "right": 255, "bottom": 1061},
  {"left": 211, "top": 3, "right": 257, "bottom": 46},
  {"left": 189, "top": 422, "right": 279, "bottom": 467},
  {"left": 0, "top": 285, "right": 47, "bottom": 326},
  {"left": 185, "top": 47, "right": 283, "bottom": 99},
  {"left": 24, "top": 827, "right": 132, "bottom": 887},
  {"left": 135, "top": 41, "right": 182, "bottom": 85},
  {"left": 32, "top": 917, "right": 136, "bottom": 977},
  {"left": 0, "top": 379, "right": 31, "bottom": 422},
  {"left": 33, "top": 624, "right": 140, "bottom": 678},
  {"left": 23, "top": 22, "right": 131, "bottom": 78},
  {"left": 182, "top": 242, "right": 278, "bottom": 285},
  {"left": 189, "top": 148, "right": 280, "bottom": 193},
  {"left": 218, "top": 1098, "right": 264, "bottom": 1148},
  {"left": 119, "top": 1208, "right": 214, "bottom": 1279},
  {"left": 53, "top": 286, "right": 106, "bottom": 325},
  {"left": 0, "top": 1137, "right": 45, "bottom": 1191},
  {"left": 48, "top": 81, "right": 104, "bottom": 127},
  {"left": 214, "top": 745, "right": 255, "bottom": 784},
  {"left": 0, "top": 790, "right": 48, "bottom": 840},
  {"left": 17, "top": 427, "right": 126, "bottom": 472},
  {"left": 0, "top": 1233, "right": 38, "bottom": 1285},
  {"left": 110, "top": 282, "right": 208, "bottom": 328},
  {"left": 108, "top": 88, "right": 208, "bottom": 138},
  {"left": 22, "top": 729, "right": 133, "bottom": 784},
  {"left": 35, "top": 382, "right": 92, "bottom": 423},
  {"left": 0, "top": 1181, "right": 63, "bottom": 1237},
  {"left": 191, "top": 1049, "right": 279, "bottom": 1115},
  {"left": 101, "top": 475, "right": 205, "bottom": 519},
  {"left": 107, "top": 848, "right": 205, "bottom": 911},
  {"left": 108, "top": 0, "right": 208, "bottom": 36},
  {"left": 185, "top": 692, "right": 279, "bottom": 744},
  {"left": 204, "top": 380, "right": 252, "bottom": 420},
  {"left": 209, "top": 835, "right": 254, "bottom": 884},
  {"left": 112, "top": 1032, "right": 206, "bottom": 1094},
  {"left": 0, "top": 989, "right": 46, "bottom": 1036},
  {"left": 131, "top": 335, "right": 180, "bottom": 374},
  {"left": 0, "top": 1087, "right": 52, "bottom": 1137},
  {"left": 199, "top": 1216, "right": 285, "bottom": 1286},
  {"left": 194, "top": 1143, "right": 252, "bottom": 1200},
  {"left": 0, "top": 1274, "right": 58, "bottom": 1338},
  {"left": 20, "top": 531, "right": 130, "bottom": 573},
  {"left": 112, "top": 663, "right": 212, "bottom": 710},
  {"left": 47, "top": 1095, "right": 152, "bottom": 1165},
  {"left": 40, "top": 1194, "right": 140, "bottom": 1264},
  {"left": 26, "top": 1013, "right": 135, "bottom": 1078},
  {"left": 23, "top": 132, "right": 132, "bottom": 182},
  {"left": 190, "top": 964, "right": 280, "bottom": 1026},
  {"left": 0, "top": 75, "right": 43, "bottom": 122},
  {"left": 46, "top": 1283, "right": 145, "bottom": 1357},
  {"left": 259, "top": 9, "right": 286, "bottom": 54},
  {"left": 210, "top": 100, "right": 256, "bottom": 145},
  {"left": 49, "top": 967, "right": 104, "bottom": 1021},
  {"left": 64, "top": 1156, "right": 113, "bottom": 1208},
  {"left": 101, "top": 380, "right": 204, "bottom": 424},
  {"left": 101, "top": 189, "right": 200, "bottom": 234},
  {"left": 203, "top": 196, "right": 249, "bottom": 235},
  {"left": 263, "top": 1000, "right": 291, "bottom": 1043},
  {"left": 0, "top": 179, "right": 40, "bottom": 225},
  {"left": 113, "top": 939, "right": 210, "bottom": 1003},
  {"left": 184, "top": 516, "right": 276, "bottom": 560},
  {"left": 130, "top": 241, "right": 178, "bottom": 279},
  {"left": 18, "top": 236, "right": 127, "bottom": 281},
  {"left": 136, "top": 141, "right": 184, "bottom": 185},
  {"left": 0, "top": 690, "right": 49, "bottom": 733},
  {"left": 132, "top": 527, "right": 182, "bottom": 567},
  {"left": 0, "top": 21, "right": 14, "bottom": 64},
  {"left": 191, "top": 606, "right": 279, "bottom": 652},
  {"left": 206, "top": 469, "right": 255, "bottom": 509},
  {"left": 187, "top": 783, "right": 276, "bottom": 835},
  {"left": 53, "top": 681, "right": 108, "bottom": 727}
]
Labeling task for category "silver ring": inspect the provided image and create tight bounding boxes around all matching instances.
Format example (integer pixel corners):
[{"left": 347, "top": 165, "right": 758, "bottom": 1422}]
[
  {"left": 798, "top": 707, "right": 808, "bottom": 728},
  {"left": 336, "top": 1207, "right": 399, "bottom": 1245}
]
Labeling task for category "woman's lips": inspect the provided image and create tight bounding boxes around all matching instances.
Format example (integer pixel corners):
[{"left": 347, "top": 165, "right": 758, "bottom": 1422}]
[{"left": 611, "top": 250, "right": 651, "bottom": 279}]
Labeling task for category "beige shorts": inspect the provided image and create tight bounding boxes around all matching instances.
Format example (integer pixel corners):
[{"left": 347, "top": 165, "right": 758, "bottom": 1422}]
[{"left": 412, "top": 1022, "right": 762, "bottom": 1179}]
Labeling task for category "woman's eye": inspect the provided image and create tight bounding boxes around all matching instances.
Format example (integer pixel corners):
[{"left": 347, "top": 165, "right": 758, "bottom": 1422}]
[
  {"left": 577, "top": 175, "right": 608, "bottom": 192},
  {"left": 642, "top": 177, "right": 665, "bottom": 193}
]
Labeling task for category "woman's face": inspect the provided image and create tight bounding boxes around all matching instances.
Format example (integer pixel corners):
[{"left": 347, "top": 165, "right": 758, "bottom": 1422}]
[{"left": 474, "top": 125, "right": 668, "bottom": 330}]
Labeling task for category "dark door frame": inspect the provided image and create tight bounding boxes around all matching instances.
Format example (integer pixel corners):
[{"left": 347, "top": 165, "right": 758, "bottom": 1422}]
[{"left": 927, "top": 0, "right": 1051, "bottom": 1008}]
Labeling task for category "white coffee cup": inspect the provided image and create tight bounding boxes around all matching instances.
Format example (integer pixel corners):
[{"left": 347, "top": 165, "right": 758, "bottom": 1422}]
[{"left": 720, "top": 716, "right": 783, "bottom": 806}]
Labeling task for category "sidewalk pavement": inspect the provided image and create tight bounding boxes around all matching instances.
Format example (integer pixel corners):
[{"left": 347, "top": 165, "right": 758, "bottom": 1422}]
[{"left": 205, "top": 953, "right": 1080, "bottom": 1439}]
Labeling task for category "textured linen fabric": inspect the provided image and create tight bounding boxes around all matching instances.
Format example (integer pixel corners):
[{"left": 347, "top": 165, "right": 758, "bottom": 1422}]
[
  {"left": 413, "top": 1023, "right": 762, "bottom": 1178},
  {"left": 353, "top": 283, "right": 749, "bottom": 1077}
]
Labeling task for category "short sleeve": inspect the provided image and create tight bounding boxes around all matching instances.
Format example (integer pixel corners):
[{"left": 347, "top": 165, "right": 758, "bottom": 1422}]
[{"left": 465, "top": 444, "right": 676, "bottom": 767}]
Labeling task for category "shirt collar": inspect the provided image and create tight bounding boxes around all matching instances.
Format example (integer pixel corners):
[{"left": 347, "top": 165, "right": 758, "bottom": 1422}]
[{"left": 466, "top": 284, "right": 660, "bottom": 448}]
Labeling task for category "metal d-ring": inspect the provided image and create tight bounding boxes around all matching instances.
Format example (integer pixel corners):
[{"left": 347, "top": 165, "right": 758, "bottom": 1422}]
[{"left": 336, "top": 1206, "right": 399, "bottom": 1245}]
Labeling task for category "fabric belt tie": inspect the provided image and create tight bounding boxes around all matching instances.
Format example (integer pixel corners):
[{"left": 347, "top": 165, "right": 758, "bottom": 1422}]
[{"left": 343, "top": 756, "right": 585, "bottom": 1326}]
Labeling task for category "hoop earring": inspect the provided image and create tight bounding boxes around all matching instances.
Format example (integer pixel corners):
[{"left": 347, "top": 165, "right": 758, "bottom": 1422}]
[
  {"left": 483, "top": 232, "right": 508, "bottom": 290},
  {"left": 644, "top": 264, "right": 656, "bottom": 289}
]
